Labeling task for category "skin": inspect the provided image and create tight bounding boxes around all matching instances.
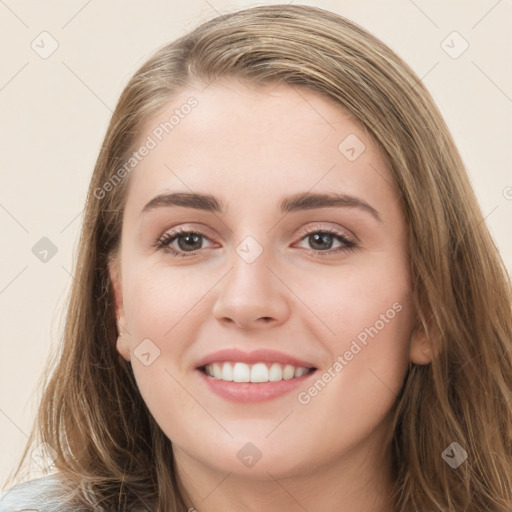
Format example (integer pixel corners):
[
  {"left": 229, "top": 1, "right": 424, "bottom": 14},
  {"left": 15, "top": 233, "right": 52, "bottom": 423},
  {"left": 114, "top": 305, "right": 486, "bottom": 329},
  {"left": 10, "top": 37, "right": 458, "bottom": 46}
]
[{"left": 109, "top": 80, "right": 432, "bottom": 512}]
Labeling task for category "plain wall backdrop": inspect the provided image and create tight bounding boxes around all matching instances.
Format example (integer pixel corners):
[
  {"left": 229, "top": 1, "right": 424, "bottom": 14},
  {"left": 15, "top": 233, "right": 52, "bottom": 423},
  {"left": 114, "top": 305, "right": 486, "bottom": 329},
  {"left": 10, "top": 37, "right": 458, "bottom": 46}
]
[{"left": 1, "top": 0, "right": 511, "bottom": 486}]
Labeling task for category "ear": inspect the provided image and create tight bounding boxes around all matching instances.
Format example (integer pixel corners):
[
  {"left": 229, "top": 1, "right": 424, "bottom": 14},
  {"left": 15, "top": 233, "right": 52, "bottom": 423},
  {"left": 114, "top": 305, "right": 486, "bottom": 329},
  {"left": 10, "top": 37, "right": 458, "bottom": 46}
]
[
  {"left": 409, "top": 323, "right": 434, "bottom": 365},
  {"left": 108, "top": 257, "right": 131, "bottom": 362}
]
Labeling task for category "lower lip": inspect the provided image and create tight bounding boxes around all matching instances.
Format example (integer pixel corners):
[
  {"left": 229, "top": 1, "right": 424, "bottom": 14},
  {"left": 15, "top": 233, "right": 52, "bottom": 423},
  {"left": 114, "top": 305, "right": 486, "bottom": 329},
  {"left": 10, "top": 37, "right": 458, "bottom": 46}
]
[{"left": 197, "top": 369, "right": 316, "bottom": 402}]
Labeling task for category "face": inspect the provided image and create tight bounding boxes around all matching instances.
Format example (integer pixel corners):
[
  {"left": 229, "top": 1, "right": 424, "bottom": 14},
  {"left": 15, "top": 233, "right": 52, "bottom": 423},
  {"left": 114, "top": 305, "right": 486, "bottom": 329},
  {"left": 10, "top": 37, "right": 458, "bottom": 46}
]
[{"left": 109, "top": 80, "right": 430, "bottom": 481}]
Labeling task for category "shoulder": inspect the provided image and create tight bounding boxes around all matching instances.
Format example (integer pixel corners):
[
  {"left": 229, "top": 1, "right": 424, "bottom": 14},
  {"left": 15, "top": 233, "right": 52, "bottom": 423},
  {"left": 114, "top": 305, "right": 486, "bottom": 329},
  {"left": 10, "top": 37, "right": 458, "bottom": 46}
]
[
  {"left": 0, "top": 473, "right": 151, "bottom": 512},
  {"left": 0, "top": 473, "right": 81, "bottom": 512}
]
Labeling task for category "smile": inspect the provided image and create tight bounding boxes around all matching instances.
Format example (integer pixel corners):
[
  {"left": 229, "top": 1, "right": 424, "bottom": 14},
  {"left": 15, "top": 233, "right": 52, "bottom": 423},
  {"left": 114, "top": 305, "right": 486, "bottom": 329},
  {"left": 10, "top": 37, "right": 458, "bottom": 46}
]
[{"left": 202, "top": 361, "right": 314, "bottom": 383}]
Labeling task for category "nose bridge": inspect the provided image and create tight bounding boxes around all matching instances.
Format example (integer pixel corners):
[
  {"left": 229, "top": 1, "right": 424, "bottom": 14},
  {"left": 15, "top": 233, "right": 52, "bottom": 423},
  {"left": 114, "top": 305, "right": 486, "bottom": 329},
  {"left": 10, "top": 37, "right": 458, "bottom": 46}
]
[
  {"left": 227, "top": 233, "right": 276, "bottom": 299},
  {"left": 211, "top": 232, "right": 289, "bottom": 327}
]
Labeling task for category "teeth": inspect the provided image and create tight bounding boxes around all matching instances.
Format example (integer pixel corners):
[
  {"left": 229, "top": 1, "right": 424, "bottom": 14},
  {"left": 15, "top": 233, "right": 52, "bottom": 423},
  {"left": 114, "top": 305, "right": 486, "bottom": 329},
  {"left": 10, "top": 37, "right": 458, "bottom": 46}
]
[
  {"left": 221, "top": 362, "right": 233, "bottom": 382},
  {"left": 282, "top": 364, "right": 295, "bottom": 380},
  {"left": 233, "top": 362, "right": 250, "bottom": 382},
  {"left": 250, "top": 363, "right": 268, "bottom": 383},
  {"left": 294, "top": 367, "right": 308, "bottom": 377},
  {"left": 268, "top": 363, "right": 283, "bottom": 382},
  {"left": 203, "top": 362, "right": 312, "bottom": 383},
  {"left": 212, "top": 363, "right": 222, "bottom": 379}
]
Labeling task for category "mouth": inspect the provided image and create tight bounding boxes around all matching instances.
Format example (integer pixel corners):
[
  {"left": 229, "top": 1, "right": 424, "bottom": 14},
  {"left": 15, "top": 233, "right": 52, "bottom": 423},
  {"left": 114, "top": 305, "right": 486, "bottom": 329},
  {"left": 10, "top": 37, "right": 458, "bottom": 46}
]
[
  {"left": 195, "top": 348, "right": 318, "bottom": 402},
  {"left": 199, "top": 361, "right": 316, "bottom": 383}
]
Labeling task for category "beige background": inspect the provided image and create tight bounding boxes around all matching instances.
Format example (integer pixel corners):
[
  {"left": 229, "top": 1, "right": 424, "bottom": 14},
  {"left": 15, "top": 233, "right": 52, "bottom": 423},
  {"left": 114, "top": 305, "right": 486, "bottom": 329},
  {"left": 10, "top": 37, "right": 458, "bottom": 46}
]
[{"left": 1, "top": 0, "right": 511, "bottom": 486}]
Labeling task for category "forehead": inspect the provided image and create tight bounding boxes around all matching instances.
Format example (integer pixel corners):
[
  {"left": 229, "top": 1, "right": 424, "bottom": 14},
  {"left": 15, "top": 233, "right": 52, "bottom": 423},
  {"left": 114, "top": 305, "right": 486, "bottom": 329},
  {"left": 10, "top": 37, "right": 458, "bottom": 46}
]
[{"left": 124, "top": 80, "right": 395, "bottom": 216}]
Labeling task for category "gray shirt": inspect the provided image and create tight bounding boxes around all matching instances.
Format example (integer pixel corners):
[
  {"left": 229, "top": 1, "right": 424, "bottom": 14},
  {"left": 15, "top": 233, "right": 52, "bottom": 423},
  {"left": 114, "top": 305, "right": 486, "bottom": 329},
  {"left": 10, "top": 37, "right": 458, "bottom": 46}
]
[
  {"left": 0, "top": 473, "right": 79, "bottom": 511},
  {"left": 0, "top": 474, "right": 149, "bottom": 511}
]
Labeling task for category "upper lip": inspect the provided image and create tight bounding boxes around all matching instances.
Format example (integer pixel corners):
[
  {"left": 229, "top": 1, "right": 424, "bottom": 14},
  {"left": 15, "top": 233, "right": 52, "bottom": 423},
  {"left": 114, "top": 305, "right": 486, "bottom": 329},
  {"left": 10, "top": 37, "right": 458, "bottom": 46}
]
[{"left": 195, "top": 348, "right": 316, "bottom": 369}]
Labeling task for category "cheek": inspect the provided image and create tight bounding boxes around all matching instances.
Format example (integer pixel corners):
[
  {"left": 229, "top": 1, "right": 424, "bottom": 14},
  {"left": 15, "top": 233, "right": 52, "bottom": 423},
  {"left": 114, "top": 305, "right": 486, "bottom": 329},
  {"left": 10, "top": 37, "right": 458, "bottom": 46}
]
[
  {"left": 301, "top": 260, "right": 412, "bottom": 412},
  {"left": 121, "top": 266, "right": 206, "bottom": 440},
  {"left": 296, "top": 254, "right": 413, "bottom": 403},
  {"left": 122, "top": 265, "right": 210, "bottom": 343},
  {"left": 297, "top": 252, "right": 412, "bottom": 348}
]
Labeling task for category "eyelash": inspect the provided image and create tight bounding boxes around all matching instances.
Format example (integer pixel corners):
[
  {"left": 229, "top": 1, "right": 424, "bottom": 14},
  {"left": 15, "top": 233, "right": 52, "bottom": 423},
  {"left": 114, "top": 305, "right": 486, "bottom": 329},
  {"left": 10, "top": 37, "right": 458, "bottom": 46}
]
[{"left": 154, "top": 224, "right": 357, "bottom": 259}]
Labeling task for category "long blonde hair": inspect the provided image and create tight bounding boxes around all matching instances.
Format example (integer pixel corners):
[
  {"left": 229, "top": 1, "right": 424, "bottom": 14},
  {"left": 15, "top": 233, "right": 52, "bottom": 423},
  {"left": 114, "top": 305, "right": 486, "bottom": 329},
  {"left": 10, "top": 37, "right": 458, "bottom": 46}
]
[{"left": 4, "top": 4, "right": 512, "bottom": 511}]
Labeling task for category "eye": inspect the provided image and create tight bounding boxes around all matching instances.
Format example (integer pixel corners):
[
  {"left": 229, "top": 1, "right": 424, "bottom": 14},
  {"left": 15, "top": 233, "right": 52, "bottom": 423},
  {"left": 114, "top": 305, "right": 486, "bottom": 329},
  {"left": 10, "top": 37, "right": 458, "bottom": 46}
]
[
  {"left": 155, "top": 224, "right": 357, "bottom": 258},
  {"left": 295, "top": 225, "right": 357, "bottom": 257},
  {"left": 155, "top": 228, "right": 214, "bottom": 258}
]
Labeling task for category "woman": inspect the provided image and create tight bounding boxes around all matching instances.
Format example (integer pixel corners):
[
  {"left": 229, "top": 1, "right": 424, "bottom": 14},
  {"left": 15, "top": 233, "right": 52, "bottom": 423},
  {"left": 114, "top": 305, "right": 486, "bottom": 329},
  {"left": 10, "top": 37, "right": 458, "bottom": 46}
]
[{"left": 1, "top": 4, "right": 511, "bottom": 511}]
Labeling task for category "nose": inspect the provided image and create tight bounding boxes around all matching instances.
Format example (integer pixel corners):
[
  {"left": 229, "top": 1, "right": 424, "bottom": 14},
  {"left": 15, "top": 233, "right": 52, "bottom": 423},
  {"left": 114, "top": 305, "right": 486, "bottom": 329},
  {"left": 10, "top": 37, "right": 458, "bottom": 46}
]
[{"left": 212, "top": 247, "right": 290, "bottom": 330}]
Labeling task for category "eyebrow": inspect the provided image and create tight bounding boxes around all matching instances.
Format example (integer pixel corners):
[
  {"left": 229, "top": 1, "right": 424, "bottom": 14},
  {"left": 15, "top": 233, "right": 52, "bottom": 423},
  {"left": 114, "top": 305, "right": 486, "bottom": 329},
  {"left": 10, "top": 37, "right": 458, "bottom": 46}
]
[{"left": 141, "top": 191, "right": 381, "bottom": 221}]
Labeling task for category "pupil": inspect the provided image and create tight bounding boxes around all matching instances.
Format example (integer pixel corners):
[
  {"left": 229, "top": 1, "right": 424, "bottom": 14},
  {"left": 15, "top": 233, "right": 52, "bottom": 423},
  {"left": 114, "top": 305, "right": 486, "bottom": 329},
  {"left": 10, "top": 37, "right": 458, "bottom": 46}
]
[
  {"left": 180, "top": 234, "right": 201, "bottom": 251},
  {"left": 311, "top": 233, "right": 332, "bottom": 250}
]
